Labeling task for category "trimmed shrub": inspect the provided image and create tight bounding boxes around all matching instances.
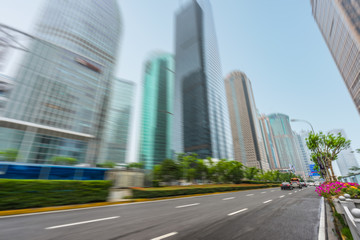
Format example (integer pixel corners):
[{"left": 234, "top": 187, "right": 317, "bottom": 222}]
[
  {"left": 132, "top": 184, "right": 279, "bottom": 198},
  {"left": 0, "top": 179, "right": 112, "bottom": 210}
]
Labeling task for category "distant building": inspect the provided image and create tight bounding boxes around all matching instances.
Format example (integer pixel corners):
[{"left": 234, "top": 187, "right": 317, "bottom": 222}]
[
  {"left": 140, "top": 53, "right": 174, "bottom": 170},
  {"left": 174, "top": 0, "right": 233, "bottom": 159},
  {"left": 224, "top": 71, "right": 269, "bottom": 170},
  {"left": 0, "top": 74, "right": 13, "bottom": 111},
  {"left": 311, "top": 0, "right": 360, "bottom": 114},
  {"left": 329, "top": 129, "right": 359, "bottom": 182},
  {"left": 267, "top": 113, "right": 305, "bottom": 177},
  {"left": 259, "top": 114, "right": 281, "bottom": 170},
  {"left": 293, "top": 131, "right": 312, "bottom": 178},
  {"left": 98, "top": 78, "right": 135, "bottom": 164}
]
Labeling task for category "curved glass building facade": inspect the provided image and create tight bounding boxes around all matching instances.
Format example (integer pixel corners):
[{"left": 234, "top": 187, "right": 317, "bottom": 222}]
[
  {"left": 0, "top": 0, "right": 121, "bottom": 164},
  {"left": 174, "top": 0, "right": 233, "bottom": 159}
]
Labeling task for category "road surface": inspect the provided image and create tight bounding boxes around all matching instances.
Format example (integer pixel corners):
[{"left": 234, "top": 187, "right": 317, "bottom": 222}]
[{"left": 0, "top": 187, "right": 321, "bottom": 240}]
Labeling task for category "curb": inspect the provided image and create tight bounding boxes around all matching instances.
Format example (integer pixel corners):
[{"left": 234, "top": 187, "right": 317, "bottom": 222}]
[{"left": 0, "top": 185, "right": 279, "bottom": 217}]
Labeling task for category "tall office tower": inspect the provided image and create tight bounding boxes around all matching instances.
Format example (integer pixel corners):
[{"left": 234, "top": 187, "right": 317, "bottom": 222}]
[
  {"left": 293, "top": 131, "right": 312, "bottom": 178},
  {"left": 224, "top": 71, "right": 269, "bottom": 170},
  {"left": 259, "top": 114, "right": 281, "bottom": 169},
  {"left": 0, "top": 1, "right": 121, "bottom": 164},
  {"left": 329, "top": 129, "right": 359, "bottom": 180},
  {"left": 174, "top": 0, "right": 233, "bottom": 159},
  {"left": 98, "top": 78, "right": 135, "bottom": 164},
  {"left": 311, "top": 0, "right": 360, "bottom": 114},
  {"left": 140, "top": 53, "right": 174, "bottom": 170},
  {"left": 267, "top": 113, "right": 305, "bottom": 177}
]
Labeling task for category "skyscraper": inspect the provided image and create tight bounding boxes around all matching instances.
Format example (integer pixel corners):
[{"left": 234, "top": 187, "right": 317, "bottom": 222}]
[
  {"left": 293, "top": 131, "right": 312, "bottom": 177},
  {"left": 267, "top": 113, "right": 305, "bottom": 177},
  {"left": 98, "top": 78, "right": 135, "bottom": 164},
  {"left": 174, "top": 0, "right": 233, "bottom": 159},
  {"left": 140, "top": 53, "right": 174, "bottom": 170},
  {"left": 259, "top": 114, "right": 281, "bottom": 170},
  {"left": 311, "top": 0, "right": 360, "bottom": 114},
  {"left": 0, "top": 1, "right": 121, "bottom": 164},
  {"left": 224, "top": 71, "right": 269, "bottom": 170}
]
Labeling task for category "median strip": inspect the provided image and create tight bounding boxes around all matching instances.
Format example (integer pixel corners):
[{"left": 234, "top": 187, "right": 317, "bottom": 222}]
[
  {"left": 263, "top": 200, "right": 272, "bottom": 204},
  {"left": 228, "top": 208, "right": 248, "bottom": 216},
  {"left": 45, "top": 216, "right": 119, "bottom": 229},
  {"left": 151, "top": 232, "right": 178, "bottom": 240},
  {"left": 175, "top": 203, "right": 199, "bottom": 208},
  {"left": 222, "top": 197, "right": 235, "bottom": 200}
]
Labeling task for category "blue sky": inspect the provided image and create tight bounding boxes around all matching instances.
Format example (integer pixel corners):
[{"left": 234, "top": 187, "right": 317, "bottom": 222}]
[{"left": 1, "top": 0, "right": 360, "bottom": 162}]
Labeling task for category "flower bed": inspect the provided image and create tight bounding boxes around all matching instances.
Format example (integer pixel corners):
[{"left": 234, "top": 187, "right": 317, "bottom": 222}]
[{"left": 315, "top": 181, "right": 360, "bottom": 198}]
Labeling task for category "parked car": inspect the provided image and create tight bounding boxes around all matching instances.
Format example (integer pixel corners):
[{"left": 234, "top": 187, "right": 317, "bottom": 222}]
[
  {"left": 281, "top": 182, "right": 293, "bottom": 190},
  {"left": 300, "top": 182, "right": 307, "bottom": 187}
]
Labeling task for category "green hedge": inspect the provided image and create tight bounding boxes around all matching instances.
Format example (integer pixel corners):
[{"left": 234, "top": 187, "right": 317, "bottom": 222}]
[
  {"left": 132, "top": 184, "right": 279, "bottom": 198},
  {"left": 0, "top": 179, "right": 112, "bottom": 210}
]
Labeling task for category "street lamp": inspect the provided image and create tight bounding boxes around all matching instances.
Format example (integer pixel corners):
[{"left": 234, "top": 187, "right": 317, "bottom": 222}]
[{"left": 290, "top": 119, "right": 314, "bottom": 133}]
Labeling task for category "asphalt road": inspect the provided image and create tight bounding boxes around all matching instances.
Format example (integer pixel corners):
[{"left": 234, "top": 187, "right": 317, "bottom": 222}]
[{"left": 0, "top": 187, "right": 321, "bottom": 240}]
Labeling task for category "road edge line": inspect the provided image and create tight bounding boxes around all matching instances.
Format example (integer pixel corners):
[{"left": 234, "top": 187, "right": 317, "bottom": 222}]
[{"left": 318, "top": 197, "right": 325, "bottom": 240}]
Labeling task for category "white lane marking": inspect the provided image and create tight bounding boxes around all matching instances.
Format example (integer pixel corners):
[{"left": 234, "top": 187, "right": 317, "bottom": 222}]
[
  {"left": 45, "top": 216, "right": 119, "bottom": 229},
  {"left": 175, "top": 203, "right": 199, "bottom": 208},
  {"left": 295, "top": 191, "right": 298, "bottom": 193},
  {"left": 0, "top": 188, "right": 279, "bottom": 219},
  {"left": 263, "top": 200, "right": 272, "bottom": 204},
  {"left": 261, "top": 192, "right": 266, "bottom": 194},
  {"left": 279, "top": 195, "right": 285, "bottom": 198},
  {"left": 318, "top": 197, "right": 325, "bottom": 240},
  {"left": 246, "top": 194, "right": 254, "bottom": 196},
  {"left": 151, "top": 232, "right": 178, "bottom": 240},
  {"left": 222, "top": 197, "right": 235, "bottom": 200},
  {"left": 228, "top": 208, "right": 248, "bottom": 216},
  {"left": 271, "top": 190, "right": 275, "bottom": 192},
  {"left": 289, "top": 193, "right": 292, "bottom": 195}
]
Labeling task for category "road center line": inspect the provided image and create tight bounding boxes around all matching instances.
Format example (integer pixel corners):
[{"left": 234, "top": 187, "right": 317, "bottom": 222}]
[
  {"left": 279, "top": 195, "right": 285, "bottom": 198},
  {"left": 261, "top": 192, "right": 266, "bottom": 194},
  {"left": 45, "top": 216, "right": 119, "bottom": 229},
  {"left": 246, "top": 194, "right": 254, "bottom": 196},
  {"left": 228, "top": 208, "right": 248, "bottom": 216},
  {"left": 289, "top": 193, "right": 292, "bottom": 195},
  {"left": 222, "top": 197, "right": 235, "bottom": 200},
  {"left": 151, "top": 232, "right": 178, "bottom": 240},
  {"left": 263, "top": 200, "right": 272, "bottom": 204},
  {"left": 175, "top": 203, "right": 199, "bottom": 208}
]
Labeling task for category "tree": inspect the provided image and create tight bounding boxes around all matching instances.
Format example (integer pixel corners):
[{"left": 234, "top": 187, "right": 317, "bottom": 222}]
[
  {"left": 216, "top": 160, "right": 244, "bottom": 184},
  {"left": 159, "top": 159, "right": 181, "bottom": 183},
  {"left": 51, "top": 156, "right": 78, "bottom": 165},
  {"left": 127, "top": 162, "right": 145, "bottom": 169},
  {"left": 244, "top": 167, "right": 260, "bottom": 180},
  {"left": 96, "top": 162, "right": 116, "bottom": 168},
  {"left": 0, "top": 149, "right": 19, "bottom": 161},
  {"left": 306, "top": 131, "right": 351, "bottom": 182}
]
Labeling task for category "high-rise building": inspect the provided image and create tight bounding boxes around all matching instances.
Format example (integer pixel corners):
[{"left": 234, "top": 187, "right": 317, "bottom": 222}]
[
  {"left": 267, "top": 113, "right": 305, "bottom": 177},
  {"left": 224, "top": 71, "right": 269, "bottom": 170},
  {"left": 0, "top": 1, "right": 121, "bottom": 164},
  {"left": 329, "top": 129, "right": 359, "bottom": 180},
  {"left": 140, "top": 53, "right": 174, "bottom": 170},
  {"left": 259, "top": 114, "right": 281, "bottom": 170},
  {"left": 293, "top": 131, "right": 312, "bottom": 178},
  {"left": 98, "top": 78, "right": 135, "bottom": 164},
  {"left": 174, "top": 0, "right": 233, "bottom": 159},
  {"left": 311, "top": 0, "right": 360, "bottom": 114}
]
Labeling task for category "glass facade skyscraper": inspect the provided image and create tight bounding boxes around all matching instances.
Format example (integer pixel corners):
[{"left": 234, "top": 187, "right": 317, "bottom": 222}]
[
  {"left": 267, "top": 113, "right": 305, "bottom": 177},
  {"left": 0, "top": 0, "right": 121, "bottom": 164},
  {"left": 174, "top": 0, "right": 233, "bottom": 159},
  {"left": 99, "top": 78, "right": 134, "bottom": 164},
  {"left": 224, "top": 71, "right": 269, "bottom": 170},
  {"left": 311, "top": 0, "right": 360, "bottom": 114},
  {"left": 140, "top": 53, "right": 174, "bottom": 170}
]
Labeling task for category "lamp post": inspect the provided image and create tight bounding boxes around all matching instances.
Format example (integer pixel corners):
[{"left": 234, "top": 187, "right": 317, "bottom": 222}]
[{"left": 290, "top": 119, "right": 314, "bottom": 133}]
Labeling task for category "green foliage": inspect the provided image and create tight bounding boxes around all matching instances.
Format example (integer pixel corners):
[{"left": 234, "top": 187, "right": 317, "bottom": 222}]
[
  {"left": 127, "top": 162, "right": 145, "bottom": 169},
  {"left": 96, "top": 161, "right": 116, "bottom": 168},
  {"left": 0, "top": 179, "right": 112, "bottom": 210},
  {"left": 341, "top": 227, "right": 353, "bottom": 240},
  {"left": 158, "top": 159, "right": 181, "bottom": 183},
  {"left": 244, "top": 167, "right": 260, "bottom": 180},
  {"left": 51, "top": 156, "right": 78, "bottom": 165},
  {"left": 132, "top": 184, "right": 279, "bottom": 198},
  {"left": 306, "top": 131, "right": 351, "bottom": 181},
  {"left": 0, "top": 149, "right": 19, "bottom": 161}
]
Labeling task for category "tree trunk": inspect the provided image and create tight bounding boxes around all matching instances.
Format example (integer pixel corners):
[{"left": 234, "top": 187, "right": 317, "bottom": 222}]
[{"left": 329, "top": 161, "right": 337, "bottom": 182}]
